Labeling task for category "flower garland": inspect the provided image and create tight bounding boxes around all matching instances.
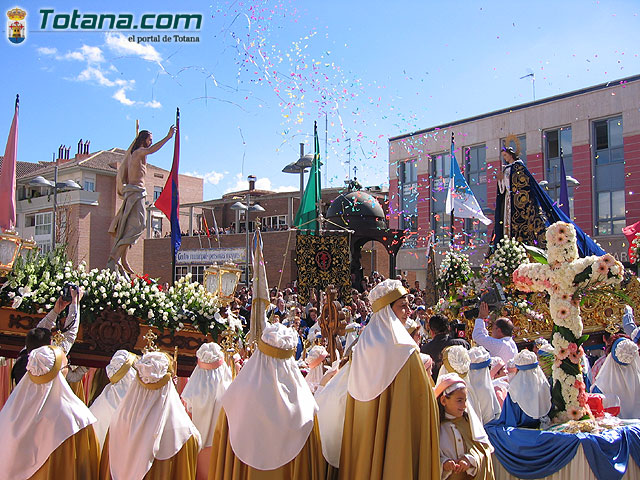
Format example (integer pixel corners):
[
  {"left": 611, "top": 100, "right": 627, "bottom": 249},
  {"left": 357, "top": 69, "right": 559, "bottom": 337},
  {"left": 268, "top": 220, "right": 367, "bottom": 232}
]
[
  {"left": 512, "top": 222, "right": 624, "bottom": 423},
  {"left": 0, "top": 247, "right": 231, "bottom": 338}
]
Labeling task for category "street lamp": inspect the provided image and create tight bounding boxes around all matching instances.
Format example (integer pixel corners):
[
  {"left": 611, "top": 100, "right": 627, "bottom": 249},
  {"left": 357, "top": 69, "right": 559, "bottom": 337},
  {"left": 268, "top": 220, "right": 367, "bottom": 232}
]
[
  {"left": 282, "top": 143, "right": 314, "bottom": 201},
  {"left": 29, "top": 165, "right": 82, "bottom": 248},
  {"left": 230, "top": 177, "right": 264, "bottom": 285},
  {"left": 204, "top": 263, "right": 243, "bottom": 303}
]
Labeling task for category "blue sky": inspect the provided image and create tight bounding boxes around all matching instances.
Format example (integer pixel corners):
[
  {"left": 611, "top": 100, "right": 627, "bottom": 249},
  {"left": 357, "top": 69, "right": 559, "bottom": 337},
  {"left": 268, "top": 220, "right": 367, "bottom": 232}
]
[{"left": 4, "top": 0, "right": 640, "bottom": 199}]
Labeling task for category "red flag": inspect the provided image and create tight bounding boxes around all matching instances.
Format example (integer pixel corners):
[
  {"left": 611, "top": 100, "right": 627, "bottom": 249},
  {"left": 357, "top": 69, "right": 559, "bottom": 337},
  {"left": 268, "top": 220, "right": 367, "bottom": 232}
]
[
  {"left": 202, "top": 212, "right": 211, "bottom": 238},
  {"left": 0, "top": 95, "right": 19, "bottom": 231},
  {"left": 623, "top": 221, "right": 640, "bottom": 259},
  {"left": 154, "top": 108, "right": 181, "bottom": 255}
]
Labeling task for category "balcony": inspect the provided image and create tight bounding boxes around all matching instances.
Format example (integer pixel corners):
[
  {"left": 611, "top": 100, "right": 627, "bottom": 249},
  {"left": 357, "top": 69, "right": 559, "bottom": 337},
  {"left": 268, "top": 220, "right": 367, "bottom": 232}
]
[{"left": 17, "top": 190, "right": 100, "bottom": 214}]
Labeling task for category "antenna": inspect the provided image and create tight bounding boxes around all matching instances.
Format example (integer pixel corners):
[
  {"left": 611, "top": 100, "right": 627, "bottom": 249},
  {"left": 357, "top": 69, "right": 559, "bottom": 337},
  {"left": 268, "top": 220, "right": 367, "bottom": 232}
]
[{"left": 520, "top": 72, "right": 535, "bottom": 101}]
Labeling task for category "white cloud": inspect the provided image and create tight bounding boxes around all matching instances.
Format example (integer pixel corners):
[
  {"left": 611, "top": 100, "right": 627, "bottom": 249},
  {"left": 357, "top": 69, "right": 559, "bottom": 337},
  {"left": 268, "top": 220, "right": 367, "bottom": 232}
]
[
  {"left": 62, "top": 45, "right": 105, "bottom": 64},
  {"left": 77, "top": 66, "right": 132, "bottom": 87},
  {"left": 113, "top": 88, "right": 135, "bottom": 106},
  {"left": 185, "top": 170, "right": 224, "bottom": 185},
  {"left": 38, "top": 35, "right": 162, "bottom": 109},
  {"left": 105, "top": 32, "right": 162, "bottom": 63},
  {"left": 37, "top": 47, "right": 57, "bottom": 55},
  {"left": 224, "top": 173, "right": 296, "bottom": 193},
  {"left": 143, "top": 99, "right": 162, "bottom": 109}
]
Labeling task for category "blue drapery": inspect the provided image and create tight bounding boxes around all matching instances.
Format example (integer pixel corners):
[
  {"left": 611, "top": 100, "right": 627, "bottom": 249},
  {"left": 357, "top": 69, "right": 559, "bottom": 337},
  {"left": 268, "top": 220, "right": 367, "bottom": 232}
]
[
  {"left": 491, "top": 394, "right": 540, "bottom": 429},
  {"left": 486, "top": 423, "right": 640, "bottom": 480}
]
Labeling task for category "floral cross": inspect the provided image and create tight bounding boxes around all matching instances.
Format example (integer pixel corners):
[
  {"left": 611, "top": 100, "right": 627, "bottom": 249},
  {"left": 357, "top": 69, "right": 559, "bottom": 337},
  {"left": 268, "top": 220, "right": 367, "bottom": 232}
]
[{"left": 512, "top": 222, "right": 624, "bottom": 422}]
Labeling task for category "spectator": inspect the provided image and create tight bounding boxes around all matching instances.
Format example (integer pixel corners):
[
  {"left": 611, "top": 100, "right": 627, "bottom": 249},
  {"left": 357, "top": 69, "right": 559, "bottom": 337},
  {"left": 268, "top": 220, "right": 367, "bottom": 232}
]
[
  {"left": 421, "top": 314, "right": 470, "bottom": 381},
  {"left": 472, "top": 302, "right": 518, "bottom": 364}
]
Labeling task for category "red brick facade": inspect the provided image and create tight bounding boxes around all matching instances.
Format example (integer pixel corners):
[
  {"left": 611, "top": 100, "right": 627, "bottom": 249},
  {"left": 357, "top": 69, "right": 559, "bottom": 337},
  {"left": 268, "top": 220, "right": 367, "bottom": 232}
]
[{"left": 390, "top": 75, "right": 640, "bottom": 279}]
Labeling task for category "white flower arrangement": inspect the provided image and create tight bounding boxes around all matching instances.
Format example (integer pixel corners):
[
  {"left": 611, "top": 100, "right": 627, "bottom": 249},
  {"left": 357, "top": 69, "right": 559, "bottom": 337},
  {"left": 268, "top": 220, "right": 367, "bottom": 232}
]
[
  {"left": 0, "top": 247, "right": 226, "bottom": 338},
  {"left": 613, "top": 338, "right": 639, "bottom": 365},
  {"left": 436, "top": 250, "right": 472, "bottom": 295},
  {"left": 489, "top": 237, "right": 529, "bottom": 283}
]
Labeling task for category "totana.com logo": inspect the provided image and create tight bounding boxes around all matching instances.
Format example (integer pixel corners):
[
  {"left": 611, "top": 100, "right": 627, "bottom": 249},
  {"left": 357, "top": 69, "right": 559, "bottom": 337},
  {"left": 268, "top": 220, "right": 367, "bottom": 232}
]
[{"left": 7, "top": 7, "right": 26, "bottom": 45}]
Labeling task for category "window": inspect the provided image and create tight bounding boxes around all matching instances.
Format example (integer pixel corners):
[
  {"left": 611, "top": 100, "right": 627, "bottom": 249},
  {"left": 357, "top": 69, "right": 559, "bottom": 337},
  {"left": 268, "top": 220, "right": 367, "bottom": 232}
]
[
  {"left": 262, "top": 215, "right": 288, "bottom": 230},
  {"left": 175, "top": 266, "right": 189, "bottom": 280},
  {"left": 35, "top": 212, "right": 52, "bottom": 236},
  {"left": 544, "top": 127, "right": 574, "bottom": 217},
  {"left": 399, "top": 159, "right": 418, "bottom": 231},
  {"left": 593, "top": 117, "right": 624, "bottom": 235},
  {"left": 430, "top": 152, "right": 450, "bottom": 243},
  {"left": 151, "top": 217, "right": 162, "bottom": 236},
  {"left": 37, "top": 240, "right": 51, "bottom": 254},
  {"left": 190, "top": 265, "right": 205, "bottom": 284},
  {"left": 175, "top": 265, "right": 205, "bottom": 284},
  {"left": 154, "top": 186, "right": 163, "bottom": 202},
  {"left": 84, "top": 180, "right": 95, "bottom": 192},
  {"left": 464, "top": 144, "right": 488, "bottom": 239}
]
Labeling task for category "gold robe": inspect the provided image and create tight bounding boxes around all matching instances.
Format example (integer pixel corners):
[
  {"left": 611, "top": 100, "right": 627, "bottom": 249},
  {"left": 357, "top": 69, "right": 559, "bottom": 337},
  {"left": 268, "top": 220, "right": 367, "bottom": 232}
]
[
  {"left": 30, "top": 424, "right": 100, "bottom": 480},
  {"left": 99, "top": 432, "right": 199, "bottom": 480},
  {"left": 208, "top": 409, "right": 327, "bottom": 480},
  {"left": 339, "top": 351, "right": 440, "bottom": 479},
  {"left": 68, "top": 380, "right": 86, "bottom": 404}
]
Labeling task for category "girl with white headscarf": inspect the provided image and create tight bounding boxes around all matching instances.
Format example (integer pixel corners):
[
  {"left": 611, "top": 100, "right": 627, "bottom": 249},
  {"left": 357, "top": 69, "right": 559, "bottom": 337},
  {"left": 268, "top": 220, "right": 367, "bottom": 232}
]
[
  {"left": 100, "top": 351, "right": 201, "bottom": 480},
  {"left": 468, "top": 347, "right": 501, "bottom": 424},
  {"left": 0, "top": 345, "right": 99, "bottom": 479},
  {"left": 494, "top": 350, "right": 551, "bottom": 428},
  {"left": 89, "top": 350, "right": 137, "bottom": 448},
  {"left": 208, "top": 322, "right": 326, "bottom": 479},
  {"left": 592, "top": 337, "right": 640, "bottom": 419},
  {"left": 181, "top": 342, "right": 232, "bottom": 480}
]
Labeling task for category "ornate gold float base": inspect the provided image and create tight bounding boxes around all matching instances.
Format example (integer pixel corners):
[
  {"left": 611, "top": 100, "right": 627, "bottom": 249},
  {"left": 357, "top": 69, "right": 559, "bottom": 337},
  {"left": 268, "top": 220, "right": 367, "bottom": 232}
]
[{"left": 0, "top": 307, "right": 208, "bottom": 376}]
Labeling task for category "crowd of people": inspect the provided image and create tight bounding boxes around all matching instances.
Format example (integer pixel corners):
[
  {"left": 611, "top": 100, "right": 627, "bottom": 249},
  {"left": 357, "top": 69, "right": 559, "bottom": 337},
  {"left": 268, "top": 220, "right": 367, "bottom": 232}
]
[{"left": 1, "top": 268, "right": 640, "bottom": 480}]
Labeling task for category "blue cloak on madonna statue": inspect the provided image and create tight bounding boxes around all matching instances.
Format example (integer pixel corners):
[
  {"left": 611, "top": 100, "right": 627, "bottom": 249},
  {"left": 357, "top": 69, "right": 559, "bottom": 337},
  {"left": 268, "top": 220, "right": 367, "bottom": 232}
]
[{"left": 491, "top": 146, "right": 605, "bottom": 258}]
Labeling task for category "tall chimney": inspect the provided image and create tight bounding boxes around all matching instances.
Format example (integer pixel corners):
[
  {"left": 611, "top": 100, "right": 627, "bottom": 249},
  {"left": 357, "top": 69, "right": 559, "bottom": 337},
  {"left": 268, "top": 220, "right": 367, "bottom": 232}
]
[
  {"left": 248, "top": 175, "right": 256, "bottom": 191},
  {"left": 84, "top": 140, "right": 90, "bottom": 154},
  {"left": 65, "top": 147, "right": 70, "bottom": 159},
  {"left": 58, "top": 145, "right": 63, "bottom": 160},
  {"left": 77, "top": 139, "right": 83, "bottom": 156}
]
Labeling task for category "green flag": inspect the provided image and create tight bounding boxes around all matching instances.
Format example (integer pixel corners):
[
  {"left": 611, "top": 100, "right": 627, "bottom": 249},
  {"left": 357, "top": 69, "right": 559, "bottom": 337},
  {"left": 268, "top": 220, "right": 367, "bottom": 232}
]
[{"left": 294, "top": 122, "right": 321, "bottom": 233}]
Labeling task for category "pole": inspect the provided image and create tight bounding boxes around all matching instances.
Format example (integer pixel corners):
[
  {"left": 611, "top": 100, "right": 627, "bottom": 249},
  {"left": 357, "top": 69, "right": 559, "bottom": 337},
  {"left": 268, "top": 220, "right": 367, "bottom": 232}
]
[
  {"left": 52, "top": 154, "right": 58, "bottom": 249},
  {"left": 245, "top": 192, "right": 250, "bottom": 286},
  {"left": 450, "top": 132, "right": 455, "bottom": 247},
  {"left": 325, "top": 112, "right": 328, "bottom": 187},
  {"left": 299, "top": 143, "right": 304, "bottom": 201},
  {"left": 170, "top": 106, "right": 180, "bottom": 285}
]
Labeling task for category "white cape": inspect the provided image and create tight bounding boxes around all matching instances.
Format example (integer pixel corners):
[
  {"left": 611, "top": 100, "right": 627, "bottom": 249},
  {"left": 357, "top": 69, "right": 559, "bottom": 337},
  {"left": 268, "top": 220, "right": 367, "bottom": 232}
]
[
  {"left": 0, "top": 371, "right": 96, "bottom": 480},
  {"left": 315, "top": 361, "right": 351, "bottom": 468},
  {"left": 108, "top": 379, "right": 201, "bottom": 480},
  {"left": 221, "top": 347, "right": 318, "bottom": 470},
  {"left": 181, "top": 363, "right": 232, "bottom": 447},
  {"left": 348, "top": 304, "right": 417, "bottom": 401}
]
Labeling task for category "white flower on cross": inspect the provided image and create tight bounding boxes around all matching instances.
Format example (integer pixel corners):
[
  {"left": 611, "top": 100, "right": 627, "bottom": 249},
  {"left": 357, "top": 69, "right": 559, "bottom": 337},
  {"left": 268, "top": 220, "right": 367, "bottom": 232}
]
[{"left": 513, "top": 221, "right": 624, "bottom": 422}]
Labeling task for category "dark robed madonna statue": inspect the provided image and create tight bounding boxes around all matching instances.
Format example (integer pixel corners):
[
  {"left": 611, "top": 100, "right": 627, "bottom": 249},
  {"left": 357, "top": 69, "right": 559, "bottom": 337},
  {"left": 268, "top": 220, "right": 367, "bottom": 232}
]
[{"left": 491, "top": 145, "right": 604, "bottom": 257}]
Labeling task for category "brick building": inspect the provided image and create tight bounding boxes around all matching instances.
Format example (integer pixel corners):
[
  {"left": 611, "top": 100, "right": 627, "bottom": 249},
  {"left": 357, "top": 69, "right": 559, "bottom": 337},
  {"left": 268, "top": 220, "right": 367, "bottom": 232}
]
[
  {"left": 389, "top": 74, "right": 640, "bottom": 285},
  {"left": 13, "top": 142, "right": 203, "bottom": 273},
  {"left": 143, "top": 183, "right": 392, "bottom": 287}
]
